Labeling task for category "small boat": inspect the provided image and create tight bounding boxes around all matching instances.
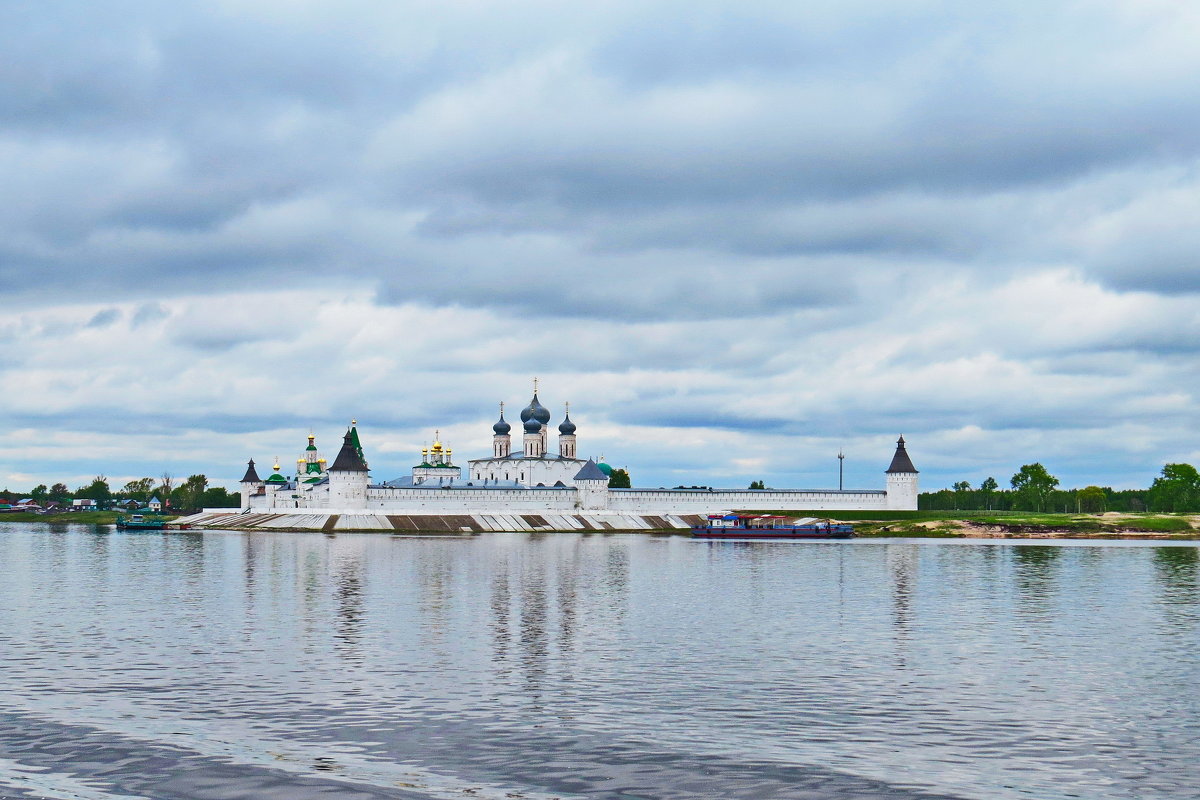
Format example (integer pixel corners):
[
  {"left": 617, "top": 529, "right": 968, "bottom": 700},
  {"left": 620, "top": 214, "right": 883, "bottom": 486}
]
[
  {"left": 692, "top": 514, "right": 854, "bottom": 539},
  {"left": 115, "top": 513, "right": 168, "bottom": 531}
]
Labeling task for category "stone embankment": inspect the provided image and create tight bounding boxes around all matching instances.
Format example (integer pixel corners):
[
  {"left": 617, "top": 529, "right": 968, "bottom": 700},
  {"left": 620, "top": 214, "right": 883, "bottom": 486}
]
[{"left": 175, "top": 510, "right": 706, "bottom": 533}]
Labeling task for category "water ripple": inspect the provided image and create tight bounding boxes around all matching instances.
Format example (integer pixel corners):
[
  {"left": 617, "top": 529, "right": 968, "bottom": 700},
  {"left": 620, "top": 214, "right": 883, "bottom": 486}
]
[{"left": 0, "top": 525, "right": 1197, "bottom": 799}]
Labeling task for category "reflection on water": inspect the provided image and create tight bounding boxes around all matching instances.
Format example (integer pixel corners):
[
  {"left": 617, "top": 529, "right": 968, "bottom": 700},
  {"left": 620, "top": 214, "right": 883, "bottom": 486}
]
[
  {"left": 0, "top": 525, "right": 1198, "bottom": 800},
  {"left": 1153, "top": 546, "right": 1199, "bottom": 602}
]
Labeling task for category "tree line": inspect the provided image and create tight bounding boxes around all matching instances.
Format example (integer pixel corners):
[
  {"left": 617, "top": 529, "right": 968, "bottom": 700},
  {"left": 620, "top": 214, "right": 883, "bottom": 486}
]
[
  {"left": 921, "top": 463, "right": 1200, "bottom": 513},
  {"left": 0, "top": 474, "right": 239, "bottom": 514}
]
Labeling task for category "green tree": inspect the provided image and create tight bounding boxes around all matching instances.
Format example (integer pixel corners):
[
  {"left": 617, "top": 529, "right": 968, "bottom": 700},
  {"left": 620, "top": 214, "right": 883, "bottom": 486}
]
[
  {"left": 748, "top": 480, "right": 765, "bottom": 490},
  {"left": 1148, "top": 463, "right": 1200, "bottom": 512},
  {"left": 608, "top": 468, "right": 631, "bottom": 489},
  {"left": 30, "top": 484, "right": 49, "bottom": 504},
  {"left": 121, "top": 477, "right": 156, "bottom": 502},
  {"left": 1010, "top": 463, "right": 1059, "bottom": 512},
  {"left": 200, "top": 487, "right": 239, "bottom": 508},
  {"left": 49, "top": 483, "right": 71, "bottom": 503},
  {"left": 979, "top": 477, "right": 998, "bottom": 510},
  {"left": 75, "top": 476, "right": 113, "bottom": 505},
  {"left": 952, "top": 481, "right": 971, "bottom": 509},
  {"left": 1078, "top": 485, "right": 1107, "bottom": 513},
  {"left": 171, "top": 474, "right": 209, "bottom": 513}
]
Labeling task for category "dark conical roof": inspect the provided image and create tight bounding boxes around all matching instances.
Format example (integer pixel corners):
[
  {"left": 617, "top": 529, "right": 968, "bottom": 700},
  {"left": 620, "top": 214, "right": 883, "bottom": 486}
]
[
  {"left": 329, "top": 430, "right": 369, "bottom": 472},
  {"left": 573, "top": 459, "right": 608, "bottom": 482},
  {"left": 240, "top": 459, "right": 261, "bottom": 483},
  {"left": 885, "top": 435, "right": 919, "bottom": 474}
]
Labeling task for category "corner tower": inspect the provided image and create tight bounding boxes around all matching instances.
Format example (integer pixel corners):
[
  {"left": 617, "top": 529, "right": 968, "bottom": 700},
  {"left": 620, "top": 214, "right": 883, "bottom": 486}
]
[
  {"left": 885, "top": 435, "right": 919, "bottom": 510},
  {"left": 328, "top": 423, "right": 369, "bottom": 509},
  {"left": 239, "top": 458, "right": 263, "bottom": 510}
]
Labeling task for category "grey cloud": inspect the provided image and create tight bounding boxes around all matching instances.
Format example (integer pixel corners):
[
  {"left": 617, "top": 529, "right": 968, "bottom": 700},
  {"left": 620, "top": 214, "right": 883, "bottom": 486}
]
[
  {"left": 131, "top": 303, "right": 170, "bottom": 327},
  {"left": 374, "top": 253, "right": 855, "bottom": 320},
  {"left": 86, "top": 308, "right": 122, "bottom": 328},
  {"left": 0, "top": 0, "right": 1196, "bottom": 317}
]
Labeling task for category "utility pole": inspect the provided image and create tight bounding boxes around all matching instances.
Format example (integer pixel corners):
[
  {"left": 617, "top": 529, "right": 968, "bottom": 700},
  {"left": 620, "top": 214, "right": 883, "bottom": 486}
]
[{"left": 838, "top": 449, "right": 844, "bottom": 491}]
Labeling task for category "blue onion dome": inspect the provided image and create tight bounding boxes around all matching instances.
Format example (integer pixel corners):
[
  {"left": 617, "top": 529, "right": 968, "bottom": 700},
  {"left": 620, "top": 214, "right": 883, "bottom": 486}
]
[
  {"left": 493, "top": 413, "right": 511, "bottom": 435},
  {"left": 558, "top": 413, "right": 576, "bottom": 435},
  {"left": 523, "top": 417, "right": 542, "bottom": 434},
  {"left": 521, "top": 393, "right": 551, "bottom": 425}
]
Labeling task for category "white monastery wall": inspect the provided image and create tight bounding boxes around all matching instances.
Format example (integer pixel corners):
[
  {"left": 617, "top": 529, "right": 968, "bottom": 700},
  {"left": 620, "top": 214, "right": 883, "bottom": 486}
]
[
  {"left": 608, "top": 489, "right": 890, "bottom": 514},
  {"left": 249, "top": 484, "right": 905, "bottom": 515}
]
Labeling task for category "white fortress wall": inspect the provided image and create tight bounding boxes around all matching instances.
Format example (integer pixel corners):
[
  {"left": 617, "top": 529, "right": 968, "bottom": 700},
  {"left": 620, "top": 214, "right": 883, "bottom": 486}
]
[
  {"left": 244, "top": 485, "right": 901, "bottom": 515},
  {"left": 607, "top": 489, "right": 890, "bottom": 514}
]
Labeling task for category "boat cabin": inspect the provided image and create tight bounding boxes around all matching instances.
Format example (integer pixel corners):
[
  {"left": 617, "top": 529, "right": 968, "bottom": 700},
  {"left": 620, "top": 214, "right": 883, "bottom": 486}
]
[{"left": 705, "top": 514, "right": 796, "bottom": 529}]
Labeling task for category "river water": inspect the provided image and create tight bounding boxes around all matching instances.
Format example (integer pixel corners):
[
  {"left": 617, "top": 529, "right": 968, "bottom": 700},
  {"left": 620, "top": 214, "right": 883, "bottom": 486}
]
[{"left": 0, "top": 524, "right": 1197, "bottom": 800}]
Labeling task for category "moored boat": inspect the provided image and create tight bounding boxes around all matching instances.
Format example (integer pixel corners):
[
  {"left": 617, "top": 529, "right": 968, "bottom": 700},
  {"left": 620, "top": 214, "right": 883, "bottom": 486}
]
[
  {"left": 115, "top": 513, "right": 168, "bottom": 531},
  {"left": 692, "top": 513, "right": 854, "bottom": 539}
]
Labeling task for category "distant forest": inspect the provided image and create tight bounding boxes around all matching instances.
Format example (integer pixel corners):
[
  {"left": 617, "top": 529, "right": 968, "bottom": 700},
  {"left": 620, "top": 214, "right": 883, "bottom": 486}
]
[{"left": 919, "top": 463, "right": 1200, "bottom": 513}]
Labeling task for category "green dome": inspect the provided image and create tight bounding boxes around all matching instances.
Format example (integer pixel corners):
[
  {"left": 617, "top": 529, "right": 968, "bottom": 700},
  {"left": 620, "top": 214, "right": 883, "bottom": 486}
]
[
  {"left": 597, "top": 462, "right": 613, "bottom": 476},
  {"left": 265, "top": 473, "right": 288, "bottom": 483}
]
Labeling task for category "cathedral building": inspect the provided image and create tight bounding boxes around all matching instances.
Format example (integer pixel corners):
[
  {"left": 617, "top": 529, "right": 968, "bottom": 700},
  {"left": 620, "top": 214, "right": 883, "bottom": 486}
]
[{"left": 466, "top": 389, "right": 589, "bottom": 488}]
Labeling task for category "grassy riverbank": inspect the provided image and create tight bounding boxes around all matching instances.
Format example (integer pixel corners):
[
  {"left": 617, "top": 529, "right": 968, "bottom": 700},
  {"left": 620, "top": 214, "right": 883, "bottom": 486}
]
[
  {"left": 0, "top": 511, "right": 179, "bottom": 525},
  {"left": 741, "top": 510, "right": 1200, "bottom": 538}
]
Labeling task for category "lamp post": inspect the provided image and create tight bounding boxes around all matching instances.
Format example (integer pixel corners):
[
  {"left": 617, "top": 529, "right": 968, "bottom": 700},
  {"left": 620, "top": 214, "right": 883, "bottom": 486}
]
[{"left": 838, "top": 449, "right": 844, "bottom": 491}]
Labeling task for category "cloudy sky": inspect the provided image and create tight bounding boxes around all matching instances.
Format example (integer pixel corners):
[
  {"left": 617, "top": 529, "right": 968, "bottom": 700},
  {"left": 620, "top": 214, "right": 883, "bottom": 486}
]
[{"left": 2, "top": 0, "right": 1198, "bottom": 494}]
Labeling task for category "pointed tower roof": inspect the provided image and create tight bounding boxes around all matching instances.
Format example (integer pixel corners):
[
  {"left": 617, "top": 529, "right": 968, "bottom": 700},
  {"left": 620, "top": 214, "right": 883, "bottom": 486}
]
[
  {"left": 885, "top": 435, "right": 919, "bottom": 474},
  {"left": 329, "top": 429, "right": 369, "bottom": 472},
  {"left": 240, "top": 459, "right": 262, "bottom": 483},
  {"left": 348, "top": 421, "right": 365, "bottom": 462},
  {"left": 573, "top": 459, "right": 608, "bottom": 482}
]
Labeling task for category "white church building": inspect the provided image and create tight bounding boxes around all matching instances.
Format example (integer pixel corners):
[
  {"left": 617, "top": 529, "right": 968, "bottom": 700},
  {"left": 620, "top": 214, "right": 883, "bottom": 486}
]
[{"left": 231, "top": 386, "right": 919, "bottom": 522}]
